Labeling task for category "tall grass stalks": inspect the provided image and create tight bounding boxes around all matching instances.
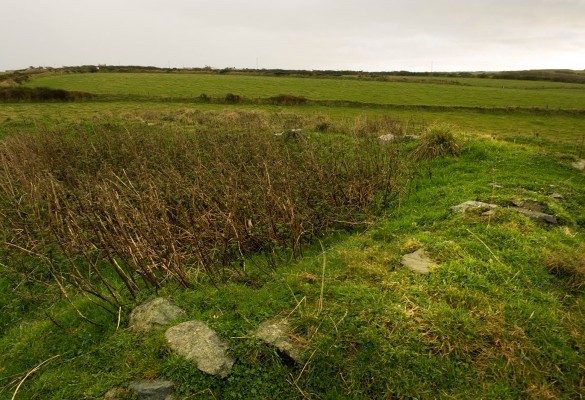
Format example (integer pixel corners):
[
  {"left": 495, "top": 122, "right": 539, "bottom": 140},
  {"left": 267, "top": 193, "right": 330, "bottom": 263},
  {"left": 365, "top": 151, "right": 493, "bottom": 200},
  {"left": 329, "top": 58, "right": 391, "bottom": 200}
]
[{"left": 0, "top": 111, "right": 410, "bottom": 304}]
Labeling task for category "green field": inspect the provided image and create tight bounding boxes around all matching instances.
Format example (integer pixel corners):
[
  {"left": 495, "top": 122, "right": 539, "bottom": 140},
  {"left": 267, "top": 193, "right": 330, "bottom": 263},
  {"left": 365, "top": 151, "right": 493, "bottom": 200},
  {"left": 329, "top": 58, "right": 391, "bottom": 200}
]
[
  {"left": 25, "top": 72, "right": 585, "bottom": 109},
  {"left": 1, "top": 70, "right": 585, "bottom": 399}
]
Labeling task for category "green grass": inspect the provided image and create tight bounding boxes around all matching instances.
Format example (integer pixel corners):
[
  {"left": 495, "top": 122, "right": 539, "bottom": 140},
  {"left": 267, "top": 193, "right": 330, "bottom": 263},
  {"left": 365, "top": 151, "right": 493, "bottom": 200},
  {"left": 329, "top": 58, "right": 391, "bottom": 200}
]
[
  {"left": 1, "top": 71, "right": 585, "bottom": 399},
  {"left": 25, "top": 72, "right": 585, "bottom": 109}
]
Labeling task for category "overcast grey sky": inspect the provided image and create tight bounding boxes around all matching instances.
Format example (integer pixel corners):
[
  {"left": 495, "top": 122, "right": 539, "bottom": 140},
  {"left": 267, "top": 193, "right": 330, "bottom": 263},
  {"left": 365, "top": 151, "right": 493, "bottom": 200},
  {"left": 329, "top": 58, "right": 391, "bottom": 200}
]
[{"left": 1, "top": 0, "right": 584, "bottom": 72}]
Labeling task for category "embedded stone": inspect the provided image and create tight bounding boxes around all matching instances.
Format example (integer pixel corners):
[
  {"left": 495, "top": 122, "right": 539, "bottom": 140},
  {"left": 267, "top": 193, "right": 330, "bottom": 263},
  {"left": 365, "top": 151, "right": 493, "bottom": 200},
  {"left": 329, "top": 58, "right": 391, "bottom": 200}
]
[
  {"left": 129, "top": 298, "right": 183, "bottom": 332},
  {"left": 450, "top": 201, "right": 499, "bottom": 214},
  {"left": 401, "top": 249, "right": 436, "bottom": 274},
  {"left": 377, "top": 134, "right": 396, "bottom": 143},
  {"left": 128, "top": 380, "right": 174, "bottom": 400},
  {"left": 510, "top": 207, "right": 558, "bottom": 225},
  {"left": 256, "top": 318, "right": 304, "bottom": 363},
  {"left": 165, "top": 321, "right": 234, "bottom": 378}
]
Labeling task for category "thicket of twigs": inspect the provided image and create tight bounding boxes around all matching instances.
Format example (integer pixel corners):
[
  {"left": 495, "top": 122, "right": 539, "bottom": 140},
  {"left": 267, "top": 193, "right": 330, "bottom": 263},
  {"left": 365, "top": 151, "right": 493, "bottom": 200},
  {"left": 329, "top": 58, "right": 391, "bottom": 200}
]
[{"left": 0, "top": 111, "right": 412, "bottom": 306}]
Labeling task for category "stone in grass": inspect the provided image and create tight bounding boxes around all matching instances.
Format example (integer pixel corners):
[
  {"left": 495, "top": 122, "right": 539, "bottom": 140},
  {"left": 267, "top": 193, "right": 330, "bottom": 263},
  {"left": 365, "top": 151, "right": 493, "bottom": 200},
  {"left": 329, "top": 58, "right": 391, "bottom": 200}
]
[
  {"left": 256, "top": 318, "right": 304, "bottom": 363},
  {"left": 450, "top": 201, "right": 499, "bottom": 214},
  {"left": 104, "top": 381, "right": 175, "bottom": 400},
  {"left": 165, "top": 321, "right": 235, "bottom": 378},
  {"left": 511, "top": 207, "right": 558, "bottom": 225},
  {"left": 401, "top": 249, "right": 436, "bottom": 274},
  {"left": 571, "top": 159, "right": 585, "bottom": 171},
  {"left": 377, "top": 133, "right": 396, "bottom": 143},
  {"left": 129, "top": 298, "right": 183, "bottom": 332},
  {"left": 128, "top": 380, "right": 174, "bottom": 400}
]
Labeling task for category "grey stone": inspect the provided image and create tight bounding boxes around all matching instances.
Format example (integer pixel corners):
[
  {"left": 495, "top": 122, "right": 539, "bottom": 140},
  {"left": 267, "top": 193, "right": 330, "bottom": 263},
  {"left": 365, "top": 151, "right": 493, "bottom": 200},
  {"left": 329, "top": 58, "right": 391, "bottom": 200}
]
[
  {"left": 572, "top": 159, "right": 585, "bottom": 171},
  {"left": 404, "top": 134, "right": 420, "bottom": 141},
  {"left": 487, "top": 183, "right": 503, "bottom": 189},
  {"left": 128, "top": 380, "right": 174, "bottom": 400},
  {"left": 165, "top": 321, "right": 234, "bottom": 378},
  {"left": 401, "top": 249, "right": 436, "bottom": 274},
  {"left": 551, "top": 193, "right": 565, "bottom": 201},
  {"left": 450, "top": 201, "right": 499, "bottom": 214},
  {"left": 513, "top": 199, "right": 547, "bottom": 213},
  {"left": 377, "top": 134, "right": 396, "bottom": 143},
  {"left": 256, "top": 319, "right": 304, "bottom": 363},
  {"left": 129, "top": 298, "right": 183, "bottom": 332},
  {"left": 510, "top": 207, "right": 558, "bottom": 225}
]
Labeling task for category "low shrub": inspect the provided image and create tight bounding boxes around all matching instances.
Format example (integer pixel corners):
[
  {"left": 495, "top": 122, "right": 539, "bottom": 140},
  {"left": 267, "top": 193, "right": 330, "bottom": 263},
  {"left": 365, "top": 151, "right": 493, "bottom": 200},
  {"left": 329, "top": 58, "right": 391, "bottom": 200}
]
[
  {"left": 0, "top": 87, "right": 93, "bottom": 102},
  {"left": 267, "top": 94, "right": 308, "bottom": 105}
]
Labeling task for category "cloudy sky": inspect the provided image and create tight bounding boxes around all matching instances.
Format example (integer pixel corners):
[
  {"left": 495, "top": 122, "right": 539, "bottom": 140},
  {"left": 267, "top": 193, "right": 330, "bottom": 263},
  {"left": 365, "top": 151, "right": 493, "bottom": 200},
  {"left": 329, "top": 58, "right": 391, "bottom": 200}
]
[{"left": 1, "top": 0, "right": 584, "bottom": 72}]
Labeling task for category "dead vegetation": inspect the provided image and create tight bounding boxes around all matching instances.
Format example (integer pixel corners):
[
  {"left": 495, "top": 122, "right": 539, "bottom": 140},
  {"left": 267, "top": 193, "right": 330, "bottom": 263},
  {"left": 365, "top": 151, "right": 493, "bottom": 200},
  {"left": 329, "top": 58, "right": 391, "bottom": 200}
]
[{"left": 0, "top": 111, "right": 411, "bottom": 306}]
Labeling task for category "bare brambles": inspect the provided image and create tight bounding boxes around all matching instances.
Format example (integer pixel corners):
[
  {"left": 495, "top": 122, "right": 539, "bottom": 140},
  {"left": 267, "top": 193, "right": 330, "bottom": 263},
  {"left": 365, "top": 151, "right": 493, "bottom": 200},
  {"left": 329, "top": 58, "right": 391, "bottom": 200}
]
[{"left": 0, "top": 112, "right": 409, "bottom": 305}]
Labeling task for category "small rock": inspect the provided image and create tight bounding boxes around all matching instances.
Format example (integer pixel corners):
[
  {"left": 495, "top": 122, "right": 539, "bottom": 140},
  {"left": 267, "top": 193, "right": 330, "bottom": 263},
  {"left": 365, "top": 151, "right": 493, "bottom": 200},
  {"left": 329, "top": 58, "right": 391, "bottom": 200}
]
[
  {"left": 401, "top": 249, "right": 436, "bottom": 274},
  {"left": 128, "top": 380, "right": 174, "bottom": 400},
  {"left": 450, "top": 201, "right": 499, "bottom": 214},
  {"left": 551, "top": 193, "right": 565, "bottom": 201},
  {"left": 571, "top": 159, "right": 585, "bottom": 171},
  {"left": 129, "top": 298, "right": 183, "bottom": 332},
  {"left": 487, "top": 183, "right": 503, "bottom": 189},
  {"left": 377, "top": 134, "right": 396, "bottom": 143},
  {"left": 510, "top": 207, "right": 558, "bottom": 225},
  {"left": 256, "top": 319, "right": 304, "bottom": 363},
  {"left": 482, "top": 209, "right": 497, "bottom": 217},
  {"left": 516, "top": 199, "right": 547, "bottom": 213},
  {"left": 165, "top": 321, "right": 234, "bottom": 378}
]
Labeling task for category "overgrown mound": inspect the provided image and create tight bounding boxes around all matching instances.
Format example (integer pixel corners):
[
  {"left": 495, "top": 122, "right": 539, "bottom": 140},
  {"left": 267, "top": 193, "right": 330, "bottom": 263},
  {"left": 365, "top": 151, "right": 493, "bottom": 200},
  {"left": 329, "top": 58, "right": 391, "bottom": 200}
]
[{"left": 0, "top": 112, "right": 408, "bottom": 304}]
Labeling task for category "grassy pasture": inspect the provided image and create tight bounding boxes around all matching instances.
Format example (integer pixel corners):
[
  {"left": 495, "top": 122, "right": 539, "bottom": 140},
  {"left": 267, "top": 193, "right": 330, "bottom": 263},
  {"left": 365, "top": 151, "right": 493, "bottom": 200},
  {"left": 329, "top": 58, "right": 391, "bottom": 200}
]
[
  {"left": 1, "top": 71, "right": 585, "bottom": 399},
  {"left": 25, "top": 72, "right": 585, "bottom": 109},
  {"left": 3, "top": 101, "right": 584, "bottom": 156}
]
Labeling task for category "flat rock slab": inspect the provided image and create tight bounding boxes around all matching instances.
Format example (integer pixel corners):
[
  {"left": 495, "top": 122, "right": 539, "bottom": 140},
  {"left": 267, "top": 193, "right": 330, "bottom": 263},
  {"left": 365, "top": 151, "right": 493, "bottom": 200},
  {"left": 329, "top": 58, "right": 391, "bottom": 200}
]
[
  {"left": 572, "top": 159, "right": 585, "bottom": 171},
  {"left": 128, "top": 380, "right": 174, "bottom": 400},
  {"left": 129, "top": 298, "right": 183, "bottom": 332},
  {"left": 450, "top": 201, "right": 499, "bottom": 214},
  {"left": 256, "top": 319, "right": 304, "bottom": 363},
  {"left": 165, "top": 320, "right": 234, "bottom": 378},
  {"left": 511, "top": 207, "right": 558, "bottom": 225},
  {"left": 401, "top": 249, "right": 436, "bottom": 274}
]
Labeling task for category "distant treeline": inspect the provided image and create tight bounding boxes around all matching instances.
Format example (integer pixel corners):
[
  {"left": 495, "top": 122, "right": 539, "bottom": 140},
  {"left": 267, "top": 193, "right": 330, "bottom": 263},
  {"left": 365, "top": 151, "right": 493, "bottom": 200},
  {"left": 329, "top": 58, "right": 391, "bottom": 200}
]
[
  {"left": 0, "top": 87, "right": 93, "bottom": 102},
  {"left": 483, "top": 70, "right": 585, "bottom": 84},
  {"left": 4, "top": 65, "right": 585, "bottom": 85}
]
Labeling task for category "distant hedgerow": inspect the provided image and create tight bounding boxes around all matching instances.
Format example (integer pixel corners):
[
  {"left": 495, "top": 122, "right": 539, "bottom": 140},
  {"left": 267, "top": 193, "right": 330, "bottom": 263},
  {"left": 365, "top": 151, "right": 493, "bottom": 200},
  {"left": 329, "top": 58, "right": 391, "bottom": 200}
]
[{"left": 0, "top": 86, "right": 93, "bottom": 102}]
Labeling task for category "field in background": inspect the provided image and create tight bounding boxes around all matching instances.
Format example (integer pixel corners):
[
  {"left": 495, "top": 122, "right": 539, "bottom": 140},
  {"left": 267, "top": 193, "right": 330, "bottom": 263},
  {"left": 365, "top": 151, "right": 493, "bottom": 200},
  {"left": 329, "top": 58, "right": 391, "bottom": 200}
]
[
  {"left": 1, "top": 70, "right": 585, "bottom": 399},
  {"left": 23, "top": 72, "right": 585, "bottom": 109}
]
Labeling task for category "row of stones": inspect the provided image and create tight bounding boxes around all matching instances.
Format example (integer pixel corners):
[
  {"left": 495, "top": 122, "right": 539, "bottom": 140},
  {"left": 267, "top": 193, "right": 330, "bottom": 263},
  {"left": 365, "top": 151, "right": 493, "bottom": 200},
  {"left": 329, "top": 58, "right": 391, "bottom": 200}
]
[{"left": 106, "top": 298, "right": 303, "bottom": 399}]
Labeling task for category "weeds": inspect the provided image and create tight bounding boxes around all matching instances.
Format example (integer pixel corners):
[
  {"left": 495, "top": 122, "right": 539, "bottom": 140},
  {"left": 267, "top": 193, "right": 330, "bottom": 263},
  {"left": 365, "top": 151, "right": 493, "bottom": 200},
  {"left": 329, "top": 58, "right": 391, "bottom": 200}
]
[{"left": 0, "top": 112, "right": 411, "bottom": 305}]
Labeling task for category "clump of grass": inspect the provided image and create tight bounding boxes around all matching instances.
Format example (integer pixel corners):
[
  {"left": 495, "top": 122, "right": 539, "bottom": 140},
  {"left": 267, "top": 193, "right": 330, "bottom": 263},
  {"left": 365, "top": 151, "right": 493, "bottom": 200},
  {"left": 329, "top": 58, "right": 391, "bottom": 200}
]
[
  {"left": 544, "top": 246, "right": 585, "bottom": 292},
  {"left": 412, "top": 124, "right": 460, "bottom": 178},
  {"left": 413, "top": 124, "right": 460, "bottom": 161},
  {"left": 0, "top": 112, "right": 411, "bottom": 305}
]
